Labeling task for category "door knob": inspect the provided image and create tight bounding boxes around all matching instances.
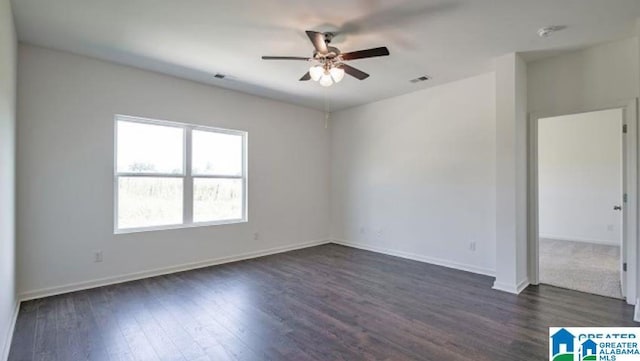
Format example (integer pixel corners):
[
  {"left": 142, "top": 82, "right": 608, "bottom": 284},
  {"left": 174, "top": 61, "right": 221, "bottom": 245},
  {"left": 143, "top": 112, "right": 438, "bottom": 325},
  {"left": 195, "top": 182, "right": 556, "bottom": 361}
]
[{"left": 614, "top": 205, "right": 622, "bottom": 211}]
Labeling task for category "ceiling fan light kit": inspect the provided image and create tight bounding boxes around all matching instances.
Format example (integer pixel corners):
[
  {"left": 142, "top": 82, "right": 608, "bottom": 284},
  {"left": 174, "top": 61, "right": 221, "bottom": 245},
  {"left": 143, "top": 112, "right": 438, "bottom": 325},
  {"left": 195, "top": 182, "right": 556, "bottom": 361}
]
[
  {"left": 309, "top": 65, "right": 324, "bottom": 81},
  {"left": 319, "top": 73, "right": 334, "bottom": 87},
  {"left": 309, "top": 62, "right": 346, "bottom": 87},
  {"left": 329, "top": 67, "right": 345, "bottom": 83},
  {"left": 262, "top": 30, "right": 390, "bottom": 87}
]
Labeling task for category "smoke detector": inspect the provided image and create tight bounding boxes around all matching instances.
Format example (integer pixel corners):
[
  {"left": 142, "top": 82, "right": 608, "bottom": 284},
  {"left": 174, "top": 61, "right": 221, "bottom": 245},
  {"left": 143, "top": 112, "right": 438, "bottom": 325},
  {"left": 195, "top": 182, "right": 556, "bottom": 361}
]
[{"left": 537, "top": 26, "right": 566, "bottom": 38}]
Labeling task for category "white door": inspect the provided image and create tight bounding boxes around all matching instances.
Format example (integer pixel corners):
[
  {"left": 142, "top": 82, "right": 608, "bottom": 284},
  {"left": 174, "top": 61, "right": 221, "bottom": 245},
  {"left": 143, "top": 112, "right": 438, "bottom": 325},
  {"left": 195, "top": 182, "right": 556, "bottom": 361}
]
[{"left": 620, "top": 120, "right": 627, "bottom": 297}]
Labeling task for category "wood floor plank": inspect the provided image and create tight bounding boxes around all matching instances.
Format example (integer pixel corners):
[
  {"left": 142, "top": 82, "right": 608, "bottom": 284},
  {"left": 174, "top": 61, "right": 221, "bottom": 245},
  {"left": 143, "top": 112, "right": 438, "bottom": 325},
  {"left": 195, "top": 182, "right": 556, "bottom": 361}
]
[
  {"left": 8, "top": 244, "right": 638, "bottom": 360},
  {"left": 142, "top": 275, "right": 242, "bottom": 361},
  {"left": 85, "top": 287, "right": 136, "bottom": 361},
  {"left": 113, "top": 282, "right": 186, "bottom": 361},
  {"left": 103, "top": 285, "right": 164, "bottom": 361},
  {"left": 7, "top": 301, "right": 38, "bottom": 361},
  {"left": 137, "top": 278, "right": 214, "bottom": 361},
  {"left": 32, "top": 298, "right": 57, "bottom": 361},
  {"left": 177, "top": 268, "right": 325, "bottom": 360},
  {"left": 66, "top": 291, "right": 110, "bottom": 361}
]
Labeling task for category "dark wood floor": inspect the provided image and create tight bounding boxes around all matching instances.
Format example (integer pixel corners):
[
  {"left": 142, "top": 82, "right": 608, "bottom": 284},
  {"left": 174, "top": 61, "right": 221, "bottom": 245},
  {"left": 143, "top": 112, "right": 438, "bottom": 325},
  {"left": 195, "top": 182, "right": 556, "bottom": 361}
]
[{"left": 8, "top": 244, "right": 636, "bottom": 361}]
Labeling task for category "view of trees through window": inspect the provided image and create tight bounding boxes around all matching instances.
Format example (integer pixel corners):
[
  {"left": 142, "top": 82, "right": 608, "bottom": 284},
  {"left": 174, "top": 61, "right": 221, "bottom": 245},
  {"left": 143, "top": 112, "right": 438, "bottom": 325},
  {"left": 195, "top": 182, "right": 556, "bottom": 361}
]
[
  {"left": 117, "top": 177, "right": 183, "bottom": 229},
  {"left": 193, "top": 178, "right": 242, "bottom": 222},
  {"left": 115, "top": 117, "right": 246, "bottom": 231}
]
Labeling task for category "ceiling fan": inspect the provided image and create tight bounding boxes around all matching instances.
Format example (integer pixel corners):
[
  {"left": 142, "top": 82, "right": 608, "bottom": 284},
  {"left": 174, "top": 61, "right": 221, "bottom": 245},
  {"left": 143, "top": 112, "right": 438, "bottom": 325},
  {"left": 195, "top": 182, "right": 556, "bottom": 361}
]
[{"left": 262, "top": 31, "right": 390, "bottom": 87}]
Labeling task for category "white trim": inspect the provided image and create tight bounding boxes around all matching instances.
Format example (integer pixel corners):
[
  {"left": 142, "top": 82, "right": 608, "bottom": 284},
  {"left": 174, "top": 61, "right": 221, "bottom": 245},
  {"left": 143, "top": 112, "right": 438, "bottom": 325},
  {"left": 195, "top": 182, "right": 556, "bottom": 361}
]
[
  {"left": 19, "top": 239, "right": 330, "bottom": 302},
  {"left": 184, "top": 126, "right": 193, "bottom": 224},
  {"left": 331, "top": 239, "right": 495, "bottom": 277},
  {"left": 622, "top": 100, "right": 637, "bottom": 303},
  {"left": 634, "top": 299, "right": 640, "bottom": 323},
  {"left": 114, "top": 218, "right": 247, "bottom": 235},
  {"left": 492, "top": 279, "right": 530, "bottom": 294},
  {"left": 1, "top": 300, "right": 20, "bottom": 361},
  {"left": 528, "top": 112, "right": 540, "bottom": 285},
  {"left": 539, "top": 234, "right": 619, "bottom": 246},
  {"left": 115, "top": 172, "right": 185, "bottom": 178},
  {"left": 115, "top": 114, "right": 247, "bottom": 136}
]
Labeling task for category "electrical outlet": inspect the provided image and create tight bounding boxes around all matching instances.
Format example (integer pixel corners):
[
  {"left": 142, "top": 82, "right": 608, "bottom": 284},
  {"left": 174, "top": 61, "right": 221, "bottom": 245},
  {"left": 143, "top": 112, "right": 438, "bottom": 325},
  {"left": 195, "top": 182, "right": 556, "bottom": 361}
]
[
  {"left": 359, "top": 227, "right": 365, "bottom": 235},
  {"left": 469, "top": 241, "right": 476, "bottom": 252},
  {"left": 94, "top": 250, "right": 103, "bottom": 263},
  {"left": 375, "top": 228, "right": 383, "bottom": 238},
  {"left": 607, "top": 224, "right": 614, "bottom": 232},
  {"left": 253, "top": 232, "right": 260, "bottom": 241}
]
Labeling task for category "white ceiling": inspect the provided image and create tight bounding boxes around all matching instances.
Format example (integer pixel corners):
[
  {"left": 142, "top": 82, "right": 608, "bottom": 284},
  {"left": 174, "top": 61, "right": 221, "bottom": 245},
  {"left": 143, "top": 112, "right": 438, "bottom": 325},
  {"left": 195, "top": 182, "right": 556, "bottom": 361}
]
[{"left": 11, "top": 0, "right": 640, "bottom": 111}]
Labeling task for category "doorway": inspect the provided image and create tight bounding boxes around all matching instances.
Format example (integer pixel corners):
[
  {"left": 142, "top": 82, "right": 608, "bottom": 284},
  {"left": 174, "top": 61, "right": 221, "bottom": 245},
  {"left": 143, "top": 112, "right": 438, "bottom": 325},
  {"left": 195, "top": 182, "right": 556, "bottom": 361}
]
[
  {"left": 529, "top": 100, "right": 638, "bottom": 304},
  {"left": 537, "top": 108, "right": 623, "bottom": 298}
]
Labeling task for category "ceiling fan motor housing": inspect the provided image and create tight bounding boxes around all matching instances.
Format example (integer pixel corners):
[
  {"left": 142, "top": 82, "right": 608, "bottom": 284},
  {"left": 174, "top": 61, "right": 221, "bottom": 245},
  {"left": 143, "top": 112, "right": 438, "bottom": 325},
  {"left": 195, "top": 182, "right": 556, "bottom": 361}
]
[
  {"left": 261, "top": 30, "right": 390, "bottom": 82},
  {"left": 315, "top": 46, "right": 341, "bottom": 61}
]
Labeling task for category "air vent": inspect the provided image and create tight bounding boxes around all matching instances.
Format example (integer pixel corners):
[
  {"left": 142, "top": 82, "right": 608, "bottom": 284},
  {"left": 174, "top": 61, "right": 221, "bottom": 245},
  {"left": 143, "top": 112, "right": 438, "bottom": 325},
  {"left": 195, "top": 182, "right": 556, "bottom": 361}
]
[
  {"left": 410, "top": 75, "right": 431, "bottom": 83},
  {"left": 213, "top": 73, "right": 226, "bottom": 79}
]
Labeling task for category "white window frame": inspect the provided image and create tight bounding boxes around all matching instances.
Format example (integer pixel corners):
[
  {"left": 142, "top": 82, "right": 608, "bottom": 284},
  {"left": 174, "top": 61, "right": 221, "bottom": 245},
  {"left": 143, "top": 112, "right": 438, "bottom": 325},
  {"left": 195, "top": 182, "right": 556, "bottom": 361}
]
[{"left": 114, "top": 114, "right": 248, "bottom": 234}]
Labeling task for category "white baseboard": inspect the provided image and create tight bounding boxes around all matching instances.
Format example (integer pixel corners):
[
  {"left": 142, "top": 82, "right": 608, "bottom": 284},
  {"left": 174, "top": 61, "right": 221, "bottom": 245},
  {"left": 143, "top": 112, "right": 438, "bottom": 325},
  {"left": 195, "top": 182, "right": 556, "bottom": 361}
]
[
  {"left": 20, "top": 239, "right": 331, "bottom": 301},
  {"left": 492, "top": 278, "right": 530, "bottom": 294},
  {"left": 331, "top": 239, "right": 495, "bottom": 277},
  {"left": 1, "top": 300, "right": 20, "bottom": 361},
  {"left": 539, "top": 233, "right": 618, "bottom": 246}
]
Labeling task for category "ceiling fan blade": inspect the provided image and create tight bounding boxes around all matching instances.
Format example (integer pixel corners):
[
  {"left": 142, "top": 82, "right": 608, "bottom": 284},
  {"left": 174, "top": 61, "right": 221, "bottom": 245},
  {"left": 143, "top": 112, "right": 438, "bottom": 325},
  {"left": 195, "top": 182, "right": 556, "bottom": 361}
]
[
  {"left": 262, "top": 56, "right": 310, "bottom": 61},
  {"left": 299, "top": 72, "right": 311, "bottom": 81},
  {"left": 341, "top": 64, "right": 369, "bottom": 80},
  {"left": 341, "top": 47, "right": 390, "bottom": 61},
  {"left": 305, "top": 30, "right": 328, "bottom": 54}
]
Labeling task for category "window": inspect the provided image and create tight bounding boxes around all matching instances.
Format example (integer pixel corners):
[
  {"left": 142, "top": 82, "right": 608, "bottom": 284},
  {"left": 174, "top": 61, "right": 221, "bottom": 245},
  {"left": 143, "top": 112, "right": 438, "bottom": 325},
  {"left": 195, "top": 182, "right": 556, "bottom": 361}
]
[{"left": 115, "top": 115, "right": 247, "bottom": 233}]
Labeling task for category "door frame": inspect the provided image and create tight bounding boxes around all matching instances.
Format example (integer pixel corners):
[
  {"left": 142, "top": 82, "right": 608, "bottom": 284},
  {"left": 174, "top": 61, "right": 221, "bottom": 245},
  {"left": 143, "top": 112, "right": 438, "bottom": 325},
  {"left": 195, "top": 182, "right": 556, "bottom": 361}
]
[{"left": 528, "top": 99, "right": 638, "bottom": 304}]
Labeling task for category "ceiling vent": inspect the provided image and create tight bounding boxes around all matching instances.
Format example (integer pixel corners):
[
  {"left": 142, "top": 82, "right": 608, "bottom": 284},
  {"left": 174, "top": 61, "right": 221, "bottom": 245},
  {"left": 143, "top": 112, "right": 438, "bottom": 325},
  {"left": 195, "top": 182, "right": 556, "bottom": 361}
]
[
  {"left": 537, "top": 25, "right": 566, "bottom": 38},
  {"left": 410, "top": 75, "right": 431, "bottom": 83}
]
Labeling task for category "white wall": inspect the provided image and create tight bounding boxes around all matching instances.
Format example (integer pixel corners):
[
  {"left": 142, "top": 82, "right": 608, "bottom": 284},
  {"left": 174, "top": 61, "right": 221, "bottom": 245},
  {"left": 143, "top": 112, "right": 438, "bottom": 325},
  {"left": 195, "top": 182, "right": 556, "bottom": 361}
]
[
  {"left": 16, "top": 44, "right": 330, "bottom": 298},
  {"left": 330, "top": 73, "right": 497, "bottom": 276},
  {"left": 636, "top": 19, "right": 640, "bottom": 312},
  {"left": 493, "top": 53, "right": 528, "bottom": 293},
  {"left": 538, "top": 109, "right": 623, "bottom": 245},
  {"left": 0, "top": 0, "right": 17, "bottom": 357},
  {"left": 528, "top": 36, "right": 639, "bottom": 302},
  {"left": 528, "top": 37, "right": 639, "bottom": 115}
]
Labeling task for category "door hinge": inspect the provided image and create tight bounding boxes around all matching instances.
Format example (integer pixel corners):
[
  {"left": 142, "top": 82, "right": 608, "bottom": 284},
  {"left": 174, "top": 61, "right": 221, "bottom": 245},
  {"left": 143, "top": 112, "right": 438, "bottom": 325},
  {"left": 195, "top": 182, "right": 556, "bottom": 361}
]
[
  {"left": 624, "top": 263, "right": 628, "bottom": 272},
  {"left": 624, "top": 193, "right": 628, "bottom": 203},
  {"left": 623, "top": 124, "right": 628, "bottom": 133}
]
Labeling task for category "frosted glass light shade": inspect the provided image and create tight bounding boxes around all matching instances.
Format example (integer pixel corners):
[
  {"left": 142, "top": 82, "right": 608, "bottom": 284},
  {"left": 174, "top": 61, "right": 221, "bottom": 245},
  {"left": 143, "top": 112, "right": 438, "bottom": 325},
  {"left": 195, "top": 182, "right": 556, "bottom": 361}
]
[
  {"left": 319, "top": 74, "right": 333, "bottom": 87},
  {"left": 309, "top": 66, "right": 323, "bottom": 81},
  {"left": 329, "top": 67, "right": 345, "bottom": 83}
]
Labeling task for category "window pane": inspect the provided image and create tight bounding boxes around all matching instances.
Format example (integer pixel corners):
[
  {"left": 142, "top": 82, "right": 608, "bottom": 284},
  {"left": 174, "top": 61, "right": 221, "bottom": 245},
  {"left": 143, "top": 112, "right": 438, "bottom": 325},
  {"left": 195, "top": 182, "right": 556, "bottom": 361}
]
[
  {"left": 118, "top": 177, "right": 183, "bottom": 229},
  {"left": 192, "top": 130, "right": 243, "bottom": 176},
  {"left": 193, "top": 178, "right": 243, "bottom": 222},
  {"left": 117, "top": 120, "right": 184, "bottom": 174}
]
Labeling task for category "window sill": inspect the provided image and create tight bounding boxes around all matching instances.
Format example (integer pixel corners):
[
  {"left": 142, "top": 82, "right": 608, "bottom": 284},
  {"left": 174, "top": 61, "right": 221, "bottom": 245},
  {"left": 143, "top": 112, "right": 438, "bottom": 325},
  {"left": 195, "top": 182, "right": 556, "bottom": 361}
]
[{"left": 114, "top": 218, "right": 248, "bottom": 235}]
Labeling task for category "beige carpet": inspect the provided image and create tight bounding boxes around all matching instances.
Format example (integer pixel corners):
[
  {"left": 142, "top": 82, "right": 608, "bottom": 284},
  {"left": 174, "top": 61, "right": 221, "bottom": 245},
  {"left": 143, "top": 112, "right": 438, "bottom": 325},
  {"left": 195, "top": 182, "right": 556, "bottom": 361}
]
[{"left": 539, "top": 238, "right": 622, "bottom": 299}]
